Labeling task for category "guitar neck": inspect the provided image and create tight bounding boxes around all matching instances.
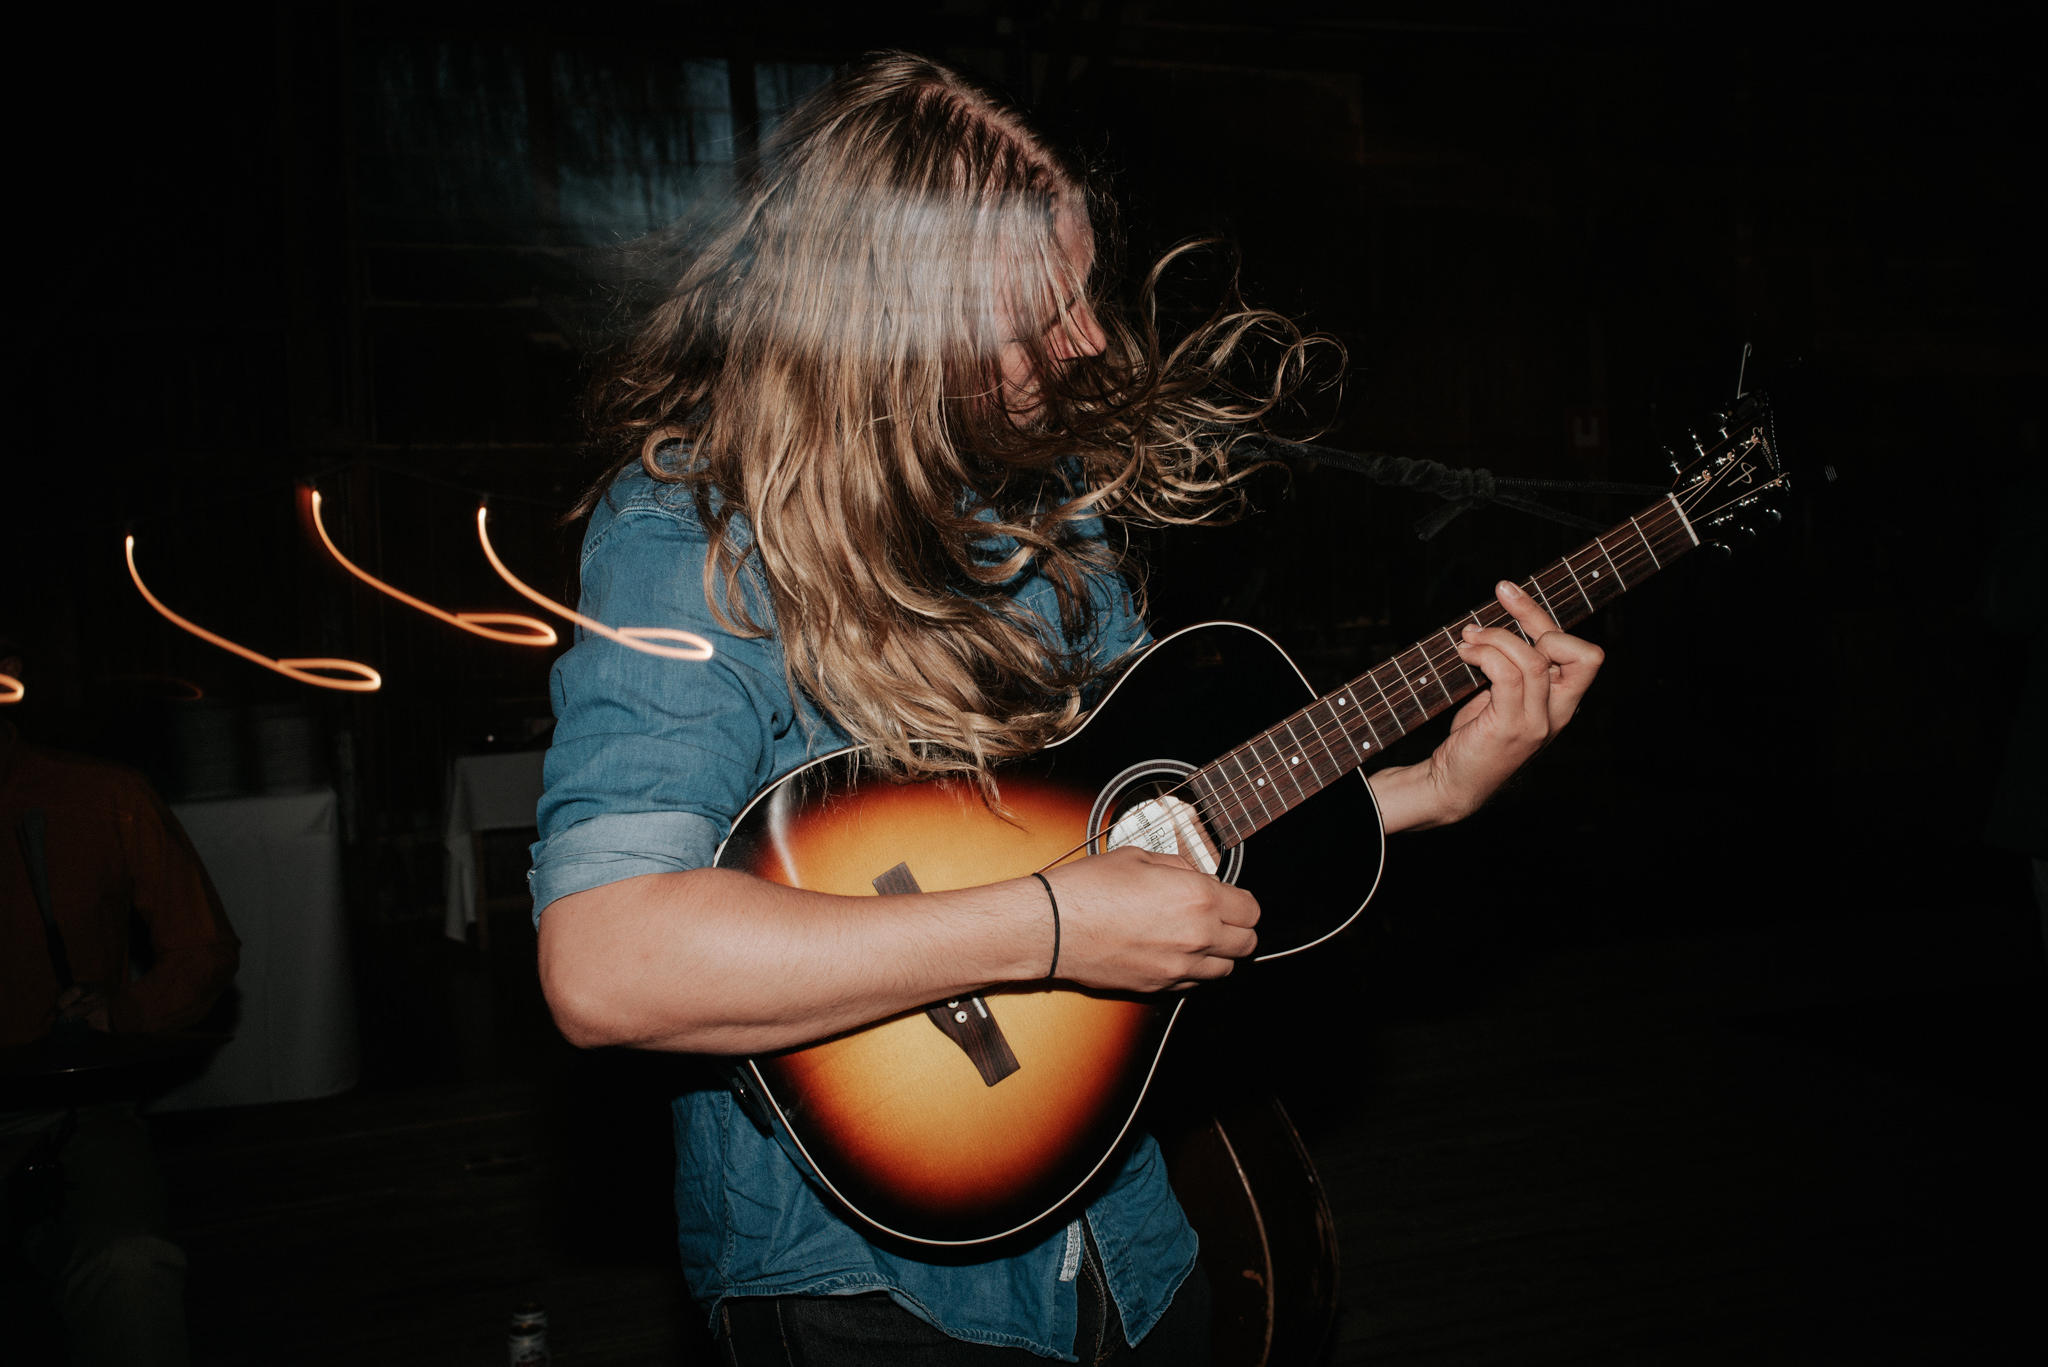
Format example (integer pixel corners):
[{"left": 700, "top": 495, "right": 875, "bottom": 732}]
[{"left": 1188, "top": 494, "right": 1701, "bottom": 848}]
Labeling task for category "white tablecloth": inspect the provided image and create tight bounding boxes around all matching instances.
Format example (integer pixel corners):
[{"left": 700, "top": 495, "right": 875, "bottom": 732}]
[
  {"left": 153, "top": 789, "right": 359, "bottom": 1111},
  {"left": 443, "top": 752, "right": 547, "bottom": 941}
]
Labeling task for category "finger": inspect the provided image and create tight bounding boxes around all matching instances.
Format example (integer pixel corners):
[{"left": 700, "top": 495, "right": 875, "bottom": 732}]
[
  {"left": 1458, "top": 628, "right": 1551, "bottom": 738},
  {"left": 1460, "top": 624, "right": 1552, "bottom": 680},
  {"left": 1455, "top": 633, "right": 1529, "bottom": 718},
  {"left": 1495, "top": 579, "right": 1558, "bottom": 639},
  {"left": 1531, "top": 630, "right": 1605, "bottom": 725},
  {"left": 1213, "top": 888, "right": 1261, "bottom": 929},
  {"left": 1178, "top": 956, "right": 1239, "bottom": 987},
  {"left": 1126, "top": 847, "right": 1195, "bottom": 873},
  {"left": 1459, "top": 625, "right": 1550, "bottom": 699},
  {"left": 1209, "top": 922, "right": 1259, "bottom": 959}
]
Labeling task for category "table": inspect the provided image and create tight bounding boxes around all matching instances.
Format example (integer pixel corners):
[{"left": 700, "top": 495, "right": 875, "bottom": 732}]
[
  {"left": 153, "top": 789, "right": 358, "bottom": 1111},
  {"left": 442, "top": 752, "right": 547, "bottom": 947}
]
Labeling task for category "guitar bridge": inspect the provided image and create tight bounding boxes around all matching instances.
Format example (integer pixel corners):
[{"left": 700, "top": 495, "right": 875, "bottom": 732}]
[{"left": 872, "top": 862, "right": 1021, "bottom": 1087}]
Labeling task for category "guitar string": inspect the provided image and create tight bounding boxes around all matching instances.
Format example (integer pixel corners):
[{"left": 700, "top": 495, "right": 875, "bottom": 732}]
[
  {"left": 1178, "top": 483, "right": 1718, "bottom": 839},
  {"left": 1048, "top": 504, "right": 1690, "bottom": 864},
  {"left": 1104, "top": 514, "right": 1678, "bottom": 855},
  {"left": 1183, "top": 503, "right": 1683, "bottom": 843},
  {"left": 1094, "top": 467, "right": 1765, "bottom": 853},
  {"left": 1126, "top": 448, "right": 1778, "bottom": 848}
]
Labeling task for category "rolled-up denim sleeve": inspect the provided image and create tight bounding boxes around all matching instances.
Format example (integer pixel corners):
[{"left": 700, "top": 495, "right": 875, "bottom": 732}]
[
  {"left": 527, "top": 809, "right": 721, "bottom": 914},
  {"left": 529, "top": 491, "right": 791, "bottom": 920}
]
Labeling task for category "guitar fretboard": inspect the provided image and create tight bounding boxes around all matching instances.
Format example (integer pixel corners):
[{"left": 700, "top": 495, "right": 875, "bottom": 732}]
[{"left": 1187, "top": 495, "right": 1699, "bottom": 848}]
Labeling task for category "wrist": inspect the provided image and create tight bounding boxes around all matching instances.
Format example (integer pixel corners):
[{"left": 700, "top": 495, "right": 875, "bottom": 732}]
[{"left": 1368, "top": 761, "right": 1474, "bottom": 833}]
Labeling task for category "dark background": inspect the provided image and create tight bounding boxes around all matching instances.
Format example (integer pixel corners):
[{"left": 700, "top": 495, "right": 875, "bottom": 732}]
[{"left": 2, "top": 3, "right": 2042, "bottom": 1364}]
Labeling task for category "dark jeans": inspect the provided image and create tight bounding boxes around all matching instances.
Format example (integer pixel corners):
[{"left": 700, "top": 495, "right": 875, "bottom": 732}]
[{"left": 717, "top": 1232, "right": 1211, "bottom": 1367}]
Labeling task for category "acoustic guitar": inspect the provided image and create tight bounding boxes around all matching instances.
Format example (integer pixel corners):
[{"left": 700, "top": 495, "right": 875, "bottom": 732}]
[{"left": 716, "top": 394, "right": 1787, "bottom": 1247}]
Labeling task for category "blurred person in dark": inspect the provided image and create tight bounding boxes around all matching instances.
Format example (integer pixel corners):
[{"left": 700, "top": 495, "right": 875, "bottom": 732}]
[{"left": 2, "top": 633, "right": 241, "bottom": 1367}]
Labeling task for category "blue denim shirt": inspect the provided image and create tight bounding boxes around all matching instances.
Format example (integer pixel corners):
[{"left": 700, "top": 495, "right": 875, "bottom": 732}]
[{"left": 529, "top": 467, "right": 1197, "bottom": 1360}]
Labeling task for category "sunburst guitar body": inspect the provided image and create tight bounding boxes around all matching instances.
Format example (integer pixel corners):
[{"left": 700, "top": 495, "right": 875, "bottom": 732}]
[{"left": 716, "top": 623, "right": 1383, "bottom": 1247}]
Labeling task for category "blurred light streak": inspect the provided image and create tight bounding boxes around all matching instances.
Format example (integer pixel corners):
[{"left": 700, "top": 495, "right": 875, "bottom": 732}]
[
  {"left": 308, "top": 489, "right": 557, "bottom": 646},
  {"left": 475, "top": 505, "right": 714, "bottom": 661},
  {"left": 0, "top": 673, "right": 21, "bottom": 704},
  {"left": 125, "top": 536, "right": 382, "bottom": 692}
]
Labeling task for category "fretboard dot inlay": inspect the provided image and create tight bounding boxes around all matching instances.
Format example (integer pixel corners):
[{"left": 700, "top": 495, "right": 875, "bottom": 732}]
[
  {"left": 1256, "top": 778, "right": 1266, "bottom": 787},
  {"left": 1289, "top": 756, "right": 1299, "bottom": 765}
]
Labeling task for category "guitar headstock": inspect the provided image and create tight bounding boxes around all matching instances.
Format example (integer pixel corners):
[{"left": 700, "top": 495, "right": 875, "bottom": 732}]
[{"left": 1666, "top": 392, "right": 1790, "bottom": 547}]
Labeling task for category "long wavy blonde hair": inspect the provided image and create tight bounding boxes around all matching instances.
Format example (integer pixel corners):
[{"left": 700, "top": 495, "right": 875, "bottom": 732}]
[{"left": 579, "top": 52, "right": 1335, "bottom": 785}]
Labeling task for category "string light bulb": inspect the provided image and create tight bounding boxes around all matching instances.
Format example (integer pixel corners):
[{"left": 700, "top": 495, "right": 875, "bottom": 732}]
[
  {"left": 0, "top": 673, "right": 21, "bottom": 704},
  {"left": 474, "top": 504, "right": 713, "bottom": 660},
  {"left": 125, "top": 535, "right": 382, "bottom": 692},
  {"left": 307, "top": 488, "right": 557, "bottom": 646}
]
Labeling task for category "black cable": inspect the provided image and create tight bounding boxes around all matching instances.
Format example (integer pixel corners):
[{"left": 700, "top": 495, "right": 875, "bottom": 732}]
[{"left": 1241, "top": 436, "right": 1668, "bottom": 541}]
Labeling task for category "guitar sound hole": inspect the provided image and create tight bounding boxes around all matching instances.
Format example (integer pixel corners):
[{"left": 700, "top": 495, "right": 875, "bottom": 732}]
[{"left": 1089, "top": 761, "right": 1244, "bottom": 885}]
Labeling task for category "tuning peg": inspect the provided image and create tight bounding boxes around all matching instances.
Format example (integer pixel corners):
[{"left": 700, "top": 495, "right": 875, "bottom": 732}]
[
  {"left": 1764, "top": 508, "right": 1783, "bottom": 524},
  {"left": 1708, "top": 542, "right": 1733, "bottom": 558}
]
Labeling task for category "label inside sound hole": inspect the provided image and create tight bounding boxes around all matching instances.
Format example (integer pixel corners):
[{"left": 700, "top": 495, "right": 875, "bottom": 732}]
[{"left": 1106, "top": 796, "right": 1221, "bottom": 875}]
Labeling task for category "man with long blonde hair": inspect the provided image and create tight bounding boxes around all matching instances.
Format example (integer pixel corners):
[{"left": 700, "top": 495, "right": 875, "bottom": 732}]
[{"left": 532, "top": 52, "right": 1601, "bottom": 1364}]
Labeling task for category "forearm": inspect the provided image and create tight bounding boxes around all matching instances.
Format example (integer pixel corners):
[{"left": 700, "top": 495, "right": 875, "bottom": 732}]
[
  {"left": 1367, "top": 760, "right": 1474, "bottom": 834},
  {"left": 538, "top": 866, "right": 1052, "bottom": 1054}
]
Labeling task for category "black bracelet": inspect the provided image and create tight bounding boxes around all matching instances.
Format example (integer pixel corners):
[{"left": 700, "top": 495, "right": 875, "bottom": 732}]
[{"left": 1030, "top": 871, "right": 1061, "bottom": 980}]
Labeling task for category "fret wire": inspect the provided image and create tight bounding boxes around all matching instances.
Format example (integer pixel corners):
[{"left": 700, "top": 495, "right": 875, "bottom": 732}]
[
  {"left": 1593, "top": 533, "right": 1628, "bottom": 588},
  {"left": 1582, "top": 544, "right": 1622, "bottom": 606},
  {"left": 1595, "top": 537, "right": 1635, "bottom": 594},
  {"left": 1186, "top": 768, "right": 1227, "bottom": 844},
  {"left": 1643, "top": 505, "right": 1689, "bottom": 563},
  {"left": 1414, "top": 639, "right": 1460, "bottom": 709},
  {"left": 1321, "top": 699, "right": 1361, "bottom": 775},
  {"left": 1254, "top": 729, "right": 1304, "bottom": 809},
  {"left": 1202, "top": 768, "right": 1252, "bottom": 848},
  {"left": 1313, "top": 697, "right": 1361, "bottom": 778},
  {"left": 1196, "top": 748, "right": 1253, "bottom": 829},
  {"left": 1386, "top": 652, "right": 1430, "bottom": 719},
  {"left": 1185, "top": 769, "right": 1236, "bottom": 848},
  {"left": 1580, "top": 539, "right": 1623, "bottom": 596},
  {"left": 1286, "top": 713, "right": 1335, "bottom": 795},
  {"left": 1292, "top": 707, "right": 1338, "bottom": 788},
  {"left": 1227, "top": 746, "right": 1276, "bottom": 825},
  {"left": 1559, "top": 553, "right": 1597, "bottom": 616},
  {"left": 1366, "top": 667, "right": 1407, "bottom": 735},
  {"left": 1317, "top": 694, "right": 1358, "bottom": 766},
  {"left": 1525, "top": 575, "right": 1563, "bottom": 624},
  {"left": 1385, "top": 657, "right": 1428, "bottom": 730},
  {"left": 1409, "top": 642, "right": 1457, "bottom": 711},
  {"left": 1289, "top": 711, "right": 1338, "bottom": 792},
  {"left": 1332, "top": 686, "right": 1380, "bottom": 756},
  {"left": 1628, "top": 514, "right": 1662, "bottom": 570},
  {"left": 1445, "top": 624, "right": 1483, "bottom": 688},
  {"left": 1208, "top": 745, "right": 1263, "bottom": 832}
]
